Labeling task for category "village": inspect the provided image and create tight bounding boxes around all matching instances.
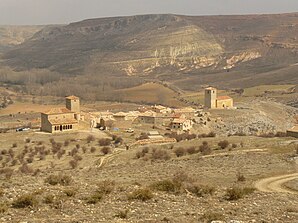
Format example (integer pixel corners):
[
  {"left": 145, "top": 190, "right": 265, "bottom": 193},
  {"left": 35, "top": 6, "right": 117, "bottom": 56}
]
[{"left": 38, "top": 87, "right": 298, "bottom": 143}]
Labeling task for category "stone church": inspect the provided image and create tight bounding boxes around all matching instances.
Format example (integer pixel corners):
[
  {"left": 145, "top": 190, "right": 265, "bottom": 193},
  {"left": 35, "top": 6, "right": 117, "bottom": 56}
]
[
  {"left": 204, "top": 87, "right": 234, "bottom": 109},
  {"left": 41, "top": 96, "right": 81, "bottom": 133}
]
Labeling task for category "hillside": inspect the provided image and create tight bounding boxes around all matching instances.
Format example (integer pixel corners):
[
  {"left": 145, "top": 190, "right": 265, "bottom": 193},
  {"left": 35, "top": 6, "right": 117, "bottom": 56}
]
[
  {"left": 2, "top": 13, "right": 298, "bottom": 89},
  {"left": 0, "top": 26, "right": 44, "bottom": 53}
]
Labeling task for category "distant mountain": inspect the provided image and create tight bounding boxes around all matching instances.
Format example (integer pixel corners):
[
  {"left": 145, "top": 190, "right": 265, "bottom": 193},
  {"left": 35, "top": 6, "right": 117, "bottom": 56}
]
[{"left": 2, "top": 13, "right": 298, "bottom": 88}]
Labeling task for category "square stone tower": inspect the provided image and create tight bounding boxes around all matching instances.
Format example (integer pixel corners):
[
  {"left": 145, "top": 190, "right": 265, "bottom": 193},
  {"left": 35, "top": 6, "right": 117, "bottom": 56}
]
[
  {"left": 204, "top": 87, "right": 217, "bottom": 109},
  {"left": 66, "top": 96, "right": 80, "bottom": 113}
]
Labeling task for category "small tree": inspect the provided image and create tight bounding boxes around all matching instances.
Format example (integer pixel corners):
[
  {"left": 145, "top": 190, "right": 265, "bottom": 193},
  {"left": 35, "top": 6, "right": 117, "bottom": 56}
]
[{"left": 218, "top": 140, "right": 229, "bottom": 149}]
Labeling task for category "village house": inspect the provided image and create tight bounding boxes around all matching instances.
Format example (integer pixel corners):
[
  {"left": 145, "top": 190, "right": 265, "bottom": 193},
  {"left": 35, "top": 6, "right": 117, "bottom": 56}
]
[
  {"left": 174, "top": 107, "right": 196, "bottom": 119},
  {"left": 151, "top": 105, "right": 172, "bottom": 114},
  {"left": 287, "top": 125, "right": 298, "bottom": 138},
  {"left": 171, "top": 117, "right": 193, "bottom": 131},
  {"left": 204, "top": 87, "right": 234, "bottom": 109},
  {"left": 41, "top": 96, "right": 81, "bottom": 133}
]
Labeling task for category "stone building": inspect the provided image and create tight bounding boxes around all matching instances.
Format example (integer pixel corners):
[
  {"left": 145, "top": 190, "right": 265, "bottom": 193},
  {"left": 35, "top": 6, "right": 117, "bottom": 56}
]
[
  {"left": 171, "top": 118, "right": 193, "bottom": 131},
  {"left": 287, "top": 126, "right": 298, "bottom": 138},
  {"left": 204, "top": 87, "right": 233, "bottom": 109},
  {"left": 41, "top": 95, "right": 81, "bottom": 133},
  {"left": 41, "top": 108, "right": 78, "bottom": 133}
]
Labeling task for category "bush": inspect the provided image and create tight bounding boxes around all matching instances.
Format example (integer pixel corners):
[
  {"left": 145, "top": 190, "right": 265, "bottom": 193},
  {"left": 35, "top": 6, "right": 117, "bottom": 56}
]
[
  {"left": 12, "top": 143, "right": 17, "bottom": 148},
  {"left": 19, "top": 164, "right": 34, "bottom": 174},
  {"left": 201, "top": 211, "right": 224, "bottom": 223},
  {"left": 275, "top": 132, "right": 287, "bottom": 137},
  {"left": 115, "top": 209, "right": 129, "bottom": 219},
  {"left": 86, "top": 191, "right": 103, "bottom": 204},
  {"left": 174, "top": 147, "right": 186, "bottom": 157},
  {"left": 186, "top": 146, "right": 197, "bottom": 154},
  {"left": 128, "top": 188, "right": 153, "bottom": 201},
  {"left": 218, "top": 140, "right": 229, "bottom": 149},
  {"left": 90, "top": 147, "right": 96, "bottom": 153},
  {"left": 135, "top": 147, "right": 149, "bottom": 159},
  {"left": 232, "top": 143, "right": 237, "bottom": 149},
  {"left": 69, "top": 159, "right": 79, "bottom": 169},
  {"left": 237, "top": 173, "right": 246, "bottom": 182},
  {"left": 0, "top": 203, "right": 8, "bottom": 213},
  {"left": 101, "top": 147, "right": 111, "bottom": 155},
  {"left": 152, "top": 149, "right": 170, "bottom": 161},
  {"left": 86, "top": 180, "right": 115, "bottom": 204},
  {"left": 225, "top": 187, "right": 255, "bottom": 200},
  {"left": 150, "top": 180, "right": 181, "bottom": 193},
  {"left": 64, "top": 188, "right": 77, "bottom": 197},
  {"left": 87, "top": 135, "right": 96, "bottom": 143},
  {"left": 45, "top": 174, "right": 72, "bottom": 186},
  {"left": 186, "top": 184, "right": 215, "bottom": 197},
  {"left": 136, "top": 133, "right": 149, "bottom": 140},
  {"left": 43, "top": 194, "right": 55, "bottom": 204},
  {"left": 12, "top": 194, "right": 38, "bottom": 208},
  {"left": 64, "top": 140, "right": 70, "bottom": 147},
  {"left": 98, "top": 138, "right": 111, "bottom": 146},
  {"left": 114, "top": 136, "right": 123, "bottom": 145},
  {"left": 199, "top": 142, "right": 211, "bottom": 155}
]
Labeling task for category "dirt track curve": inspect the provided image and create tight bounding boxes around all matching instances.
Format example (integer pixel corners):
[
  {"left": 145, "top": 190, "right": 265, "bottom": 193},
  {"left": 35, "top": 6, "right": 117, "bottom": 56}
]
[{"left": 255, "top": 173, "right": 298, "bottom": 194}]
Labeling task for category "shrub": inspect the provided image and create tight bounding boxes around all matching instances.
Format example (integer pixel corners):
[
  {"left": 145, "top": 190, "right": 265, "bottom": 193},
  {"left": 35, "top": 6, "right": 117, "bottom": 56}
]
[
  {"left": 199, "top": 142, "right": 211, "bottom": 155},
  {"left": 97, "top": 180, "right": 115, "bottom": 195},
  {"left": 128, "top": 188, "right": 153, "bottom": 201},
  {"left": 12, "top": 143, "right": 17, "bottom": 148},
  {"left": 86, "top": 191, "right": 103, "bottom": 204},
  {"left": 64, "top": 188, "right": 77, "bottom": 197},
  {"left": 114, "top": 137, "right": 123, "bottom": 145},
  {"left": 136, "top": 133, "right": 149, "bottom": 140},
  {"left": 201, "top": 212, "right": 224, "bottom": 223},
  {"left": 174, "top": 147, "right": 186, "bottom": 157},
  {"left": 90, "top": 147, "right": 96, "bottom": 153},
  {"left": 0, "top": 168, "right": 14, "bottom": 179},
  {"left": 64, "top": 140, "right": 70, "bottom": 147},
  {"left": 1, "top": 149, "right": 7, "bottom": 155},
  {"left": 43, "top": 194, "right": 55, "bottom": 204},
  {"left": 101, "top": 147, "right": 111, "bottom": 155},
  {"left": 0, "top": 203, "right": 8, "bottom": 213},
  {"left": 87, "top": 135, "right": 96, "bottom": 143},
  {"left": 82, "top": 146, "right": 87, "bottom": 153},
  {"left": 115, "top": 209, "right": 129, "bottom": 219},
  {"left": 150, "top": 180, "right": 181, "bottom": 193},
  {"left": 45, "top": 174, "right": 72, "bottom": 186},
  {"left": 232, "top": 143, "right": 237, "bottom": 149},
  {"left": 236, "top": 173, "right": 246, "bottom": 182},
  {"left": 98, "top": 138, "right": 111, "bottom": 146},
  {"left": 19, "top": 164, "right": 34, "bottom": 174},
  {"left": 225, "top": 187, "right": 255, "bottom": 200},
  {"left": 152, "top": 149, "right": 170, "bottom": 161},
  {"left": 218, "top": 140, "right": 229, "bottom": 149},
  {"left": 186, "top": 184, "right": 215, "bottom": 197},
  {"left": 69, "top": 159, "right": 79, "bottom": 169},
  {"left": 207, "top": 132, "right": 216, "bottom": 137},
  {"left": 12, "top": 194, "right": 38, "bottom": 208},
  {"left": 186, "top": 146, "right": 197, "bottom": 154}
]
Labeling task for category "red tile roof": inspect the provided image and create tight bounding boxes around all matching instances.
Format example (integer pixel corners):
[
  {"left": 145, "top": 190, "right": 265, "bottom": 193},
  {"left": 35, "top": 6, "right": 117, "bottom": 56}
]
[
  {"left": 48, "top": 118, "right": 78, "bottom": 125},
  {"left": 217, "top": 96, "right": 232, "bottom": 100},
  {"left": 43, "top": 107, "right": 73, "bottom": 115}
]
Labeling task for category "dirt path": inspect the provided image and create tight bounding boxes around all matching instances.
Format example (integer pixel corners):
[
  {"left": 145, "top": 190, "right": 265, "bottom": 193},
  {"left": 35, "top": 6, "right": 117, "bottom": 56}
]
[{"left": 255, "top": 173, "right": 298, "bottom": 194}]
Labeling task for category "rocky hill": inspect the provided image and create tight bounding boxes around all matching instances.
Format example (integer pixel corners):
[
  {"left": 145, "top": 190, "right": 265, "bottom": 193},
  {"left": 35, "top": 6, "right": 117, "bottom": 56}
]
[
  {"left": 2, "top": 13, "right": 298, "bottom": 88},
  {"left": 0, "top": 26, "right": 44, "bottom": 52}
]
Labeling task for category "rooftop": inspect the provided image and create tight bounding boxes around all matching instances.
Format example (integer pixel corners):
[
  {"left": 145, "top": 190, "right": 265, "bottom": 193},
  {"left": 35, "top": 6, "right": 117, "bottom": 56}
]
[
  {"left": 172, "top": 118, "right": 187, "bottom": 124},
  {"left": 66, "top": 95, "right": 79, "bottom": 100},
  {"left": 48, "top": 117, "right": 78, "bottom": 125},
  {"left": 288, "top": 125, "right": 298, "bottom": 132},
  {"left": 205, "top": 87, "right": 217, "bottom": 91},
  {"left": 217, "top": 96, "right": 232, "bottom": 100},
  {"left": 43, "top": 107, "right": 74, "bottom": 115}
]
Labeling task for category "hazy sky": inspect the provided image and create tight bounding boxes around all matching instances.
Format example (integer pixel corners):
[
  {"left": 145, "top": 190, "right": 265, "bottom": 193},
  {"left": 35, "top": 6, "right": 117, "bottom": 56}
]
[{"left": 1, "top": 0, "right": 298, "bottom": 25}]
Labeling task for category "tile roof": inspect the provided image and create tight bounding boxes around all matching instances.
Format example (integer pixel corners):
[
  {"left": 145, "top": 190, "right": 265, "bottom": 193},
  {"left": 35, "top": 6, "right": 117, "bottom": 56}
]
[
  {"left": 48, "top": 118, "right": 78, "bottom": 125},
  {"left": 172, "top": 118, "right": 187, "bottom": 124},
  {"left": 43, "top": 108, "right": 74, "bottom": 115},
  {"left": 217, "top": 96, "right": 232, "bottom": 100}
]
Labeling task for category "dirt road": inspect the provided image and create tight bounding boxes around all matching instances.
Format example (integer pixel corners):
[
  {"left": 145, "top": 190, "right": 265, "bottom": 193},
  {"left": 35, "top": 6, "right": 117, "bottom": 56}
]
[{"left": 255, "top": 173, "right": 298, "bottom": 194}]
